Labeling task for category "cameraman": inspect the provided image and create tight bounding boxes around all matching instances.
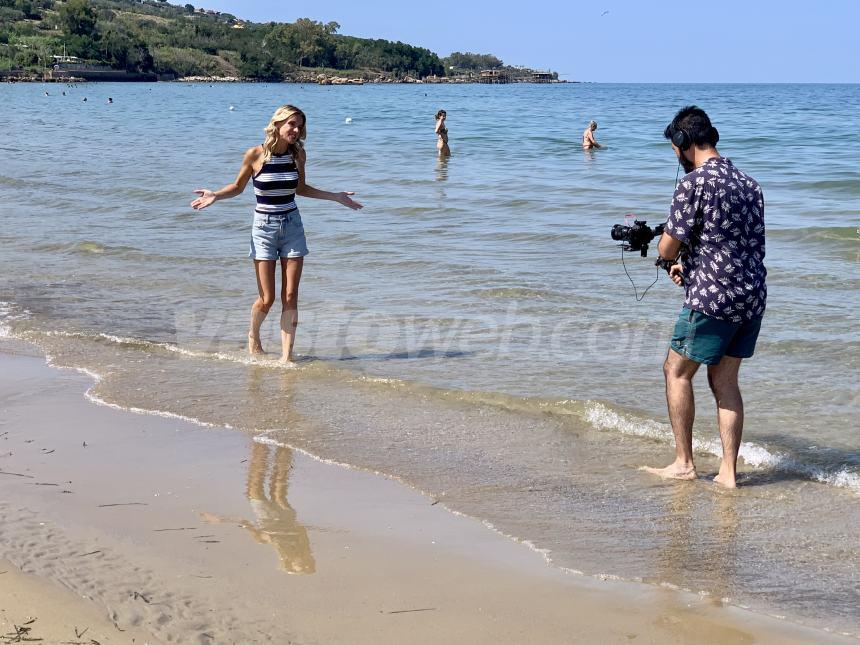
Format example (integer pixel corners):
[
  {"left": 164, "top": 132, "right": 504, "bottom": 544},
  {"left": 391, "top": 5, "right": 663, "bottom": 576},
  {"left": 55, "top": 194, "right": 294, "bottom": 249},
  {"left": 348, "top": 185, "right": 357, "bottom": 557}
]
[{"left": 644, "top": 106, "right": 766, "bottom": 488}]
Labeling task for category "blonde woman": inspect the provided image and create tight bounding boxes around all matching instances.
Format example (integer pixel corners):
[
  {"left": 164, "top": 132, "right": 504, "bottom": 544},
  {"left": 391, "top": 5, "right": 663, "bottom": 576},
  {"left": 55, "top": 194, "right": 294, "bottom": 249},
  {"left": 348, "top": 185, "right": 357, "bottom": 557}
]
[
  {"left": 191, "top": 104, "right": 362, "bottom": 362},
  {"left": 435, "top": 109, "right": 450, "bottom": 156}
]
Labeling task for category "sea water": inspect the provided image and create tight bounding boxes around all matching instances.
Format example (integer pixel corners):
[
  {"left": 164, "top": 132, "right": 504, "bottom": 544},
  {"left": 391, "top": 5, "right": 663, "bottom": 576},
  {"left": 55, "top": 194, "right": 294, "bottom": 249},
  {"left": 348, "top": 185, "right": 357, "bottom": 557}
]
[{"left": 0, "top": 82, "right": 858, "bottom": 633}]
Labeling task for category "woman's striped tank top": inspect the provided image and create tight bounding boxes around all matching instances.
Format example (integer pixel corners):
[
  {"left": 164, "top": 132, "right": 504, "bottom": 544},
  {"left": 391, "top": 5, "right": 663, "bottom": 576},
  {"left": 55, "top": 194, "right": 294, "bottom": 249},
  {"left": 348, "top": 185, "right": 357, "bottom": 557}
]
[{"left": 253, "top": 152, "right": 299, "bottom": 215}]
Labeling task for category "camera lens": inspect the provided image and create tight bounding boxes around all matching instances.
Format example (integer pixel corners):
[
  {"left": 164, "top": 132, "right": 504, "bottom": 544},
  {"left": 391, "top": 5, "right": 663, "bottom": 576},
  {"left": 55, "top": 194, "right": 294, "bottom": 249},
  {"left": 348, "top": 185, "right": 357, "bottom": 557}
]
[{"left": 611, "top": 225, "right": 628, "bottom": 241}]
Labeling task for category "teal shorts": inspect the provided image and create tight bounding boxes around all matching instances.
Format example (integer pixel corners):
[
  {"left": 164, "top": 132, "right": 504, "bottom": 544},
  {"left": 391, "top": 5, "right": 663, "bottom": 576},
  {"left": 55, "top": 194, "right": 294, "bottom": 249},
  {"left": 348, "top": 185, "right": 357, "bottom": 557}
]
[{"left": 670, "top": 307, "right": 762, "bottom": 365}]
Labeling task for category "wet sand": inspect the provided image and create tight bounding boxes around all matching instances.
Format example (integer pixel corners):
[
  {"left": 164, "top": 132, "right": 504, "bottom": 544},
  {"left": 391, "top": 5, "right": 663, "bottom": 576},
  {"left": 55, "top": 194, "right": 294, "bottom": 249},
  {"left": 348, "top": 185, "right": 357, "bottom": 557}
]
[{"left": 0, "top": 345, "right": 851, "bottom": 644}]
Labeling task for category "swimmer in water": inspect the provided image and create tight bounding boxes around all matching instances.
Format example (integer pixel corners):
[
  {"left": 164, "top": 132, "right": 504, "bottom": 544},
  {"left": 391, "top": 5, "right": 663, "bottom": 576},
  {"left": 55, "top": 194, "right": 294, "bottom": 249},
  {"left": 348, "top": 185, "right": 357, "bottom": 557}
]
[
  {"left": 435, "top": 109, "right": 450, "bottom": 156},
  {"left": 582, "top": 120, "right": 602, "bottom": 150}
]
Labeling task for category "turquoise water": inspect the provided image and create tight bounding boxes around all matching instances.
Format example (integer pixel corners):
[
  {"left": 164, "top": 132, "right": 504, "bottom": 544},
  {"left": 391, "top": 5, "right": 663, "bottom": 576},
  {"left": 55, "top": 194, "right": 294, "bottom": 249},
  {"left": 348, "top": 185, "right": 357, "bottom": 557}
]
[{"left": 1, "top": 82, "right": 858, "bottom": 634}]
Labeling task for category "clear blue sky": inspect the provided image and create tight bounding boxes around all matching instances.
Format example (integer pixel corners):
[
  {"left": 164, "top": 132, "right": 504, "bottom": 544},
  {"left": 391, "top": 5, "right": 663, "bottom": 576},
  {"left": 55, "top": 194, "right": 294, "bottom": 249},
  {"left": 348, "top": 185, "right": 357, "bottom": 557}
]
[{"left": 193, "top": 0, "right": 859, "bottom": 82}]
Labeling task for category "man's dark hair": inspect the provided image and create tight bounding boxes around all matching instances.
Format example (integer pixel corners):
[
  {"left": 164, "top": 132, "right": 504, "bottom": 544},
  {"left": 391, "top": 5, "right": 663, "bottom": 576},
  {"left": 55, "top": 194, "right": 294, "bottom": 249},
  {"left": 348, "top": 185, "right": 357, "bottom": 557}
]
[{"left": 664, "top": 105, "right": 719, "bottom": 148}]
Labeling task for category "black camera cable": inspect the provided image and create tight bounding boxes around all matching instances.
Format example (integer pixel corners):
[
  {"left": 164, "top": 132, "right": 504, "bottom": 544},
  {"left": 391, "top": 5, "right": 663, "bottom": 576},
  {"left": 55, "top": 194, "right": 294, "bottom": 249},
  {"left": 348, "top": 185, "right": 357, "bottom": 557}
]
[
  {"left": 621, "top": 246, "right": 661, "bottom": 302},
  {"left": 623, "top": 160, "right": 684, "bottom": 301}
]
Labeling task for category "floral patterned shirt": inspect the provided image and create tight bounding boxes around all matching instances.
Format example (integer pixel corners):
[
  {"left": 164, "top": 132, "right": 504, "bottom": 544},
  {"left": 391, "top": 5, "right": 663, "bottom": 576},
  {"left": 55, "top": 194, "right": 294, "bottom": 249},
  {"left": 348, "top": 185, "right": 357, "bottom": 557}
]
[{"left": 664, "top": 157, "right": 767, "bottom": 322}]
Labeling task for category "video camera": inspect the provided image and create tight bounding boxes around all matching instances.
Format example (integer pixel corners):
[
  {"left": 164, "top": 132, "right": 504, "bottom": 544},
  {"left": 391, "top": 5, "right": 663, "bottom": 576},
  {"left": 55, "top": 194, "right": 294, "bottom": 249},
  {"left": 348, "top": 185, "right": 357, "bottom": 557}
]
[{"left": 610, "top": 219, "right": 665, "bottom": 257}]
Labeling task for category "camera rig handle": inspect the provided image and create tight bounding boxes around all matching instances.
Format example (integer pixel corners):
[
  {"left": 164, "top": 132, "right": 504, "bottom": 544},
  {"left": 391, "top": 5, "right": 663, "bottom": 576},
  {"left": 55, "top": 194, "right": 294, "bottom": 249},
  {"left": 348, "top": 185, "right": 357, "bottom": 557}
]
[{"left": 655, "top": 256, "right": 684, "bottom": 285}]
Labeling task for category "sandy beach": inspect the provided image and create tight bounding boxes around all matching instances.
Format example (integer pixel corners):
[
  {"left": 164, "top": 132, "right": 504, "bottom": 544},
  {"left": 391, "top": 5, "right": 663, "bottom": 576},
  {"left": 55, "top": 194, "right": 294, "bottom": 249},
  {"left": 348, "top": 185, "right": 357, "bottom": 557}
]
[{"left": 0, "top": 339, "right": 850, "bottom": 645}]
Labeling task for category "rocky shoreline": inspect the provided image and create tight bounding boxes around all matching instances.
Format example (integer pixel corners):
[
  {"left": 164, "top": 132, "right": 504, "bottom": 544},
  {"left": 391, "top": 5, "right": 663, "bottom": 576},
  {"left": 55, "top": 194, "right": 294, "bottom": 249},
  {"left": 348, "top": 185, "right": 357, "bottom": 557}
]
[
  {"left": 4, "top": 72, "right": 567, "bottom": 85},
  {"left": 178, "top": 73, "right": 566, "bottom": 84}
]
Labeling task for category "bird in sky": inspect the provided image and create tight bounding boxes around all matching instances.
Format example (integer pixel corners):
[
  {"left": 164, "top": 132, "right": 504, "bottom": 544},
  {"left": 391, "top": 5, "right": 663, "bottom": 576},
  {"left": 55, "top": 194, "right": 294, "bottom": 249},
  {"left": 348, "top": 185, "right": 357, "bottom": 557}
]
[{"left": 601, "top": 10, "right": 610, "bottom": 16}]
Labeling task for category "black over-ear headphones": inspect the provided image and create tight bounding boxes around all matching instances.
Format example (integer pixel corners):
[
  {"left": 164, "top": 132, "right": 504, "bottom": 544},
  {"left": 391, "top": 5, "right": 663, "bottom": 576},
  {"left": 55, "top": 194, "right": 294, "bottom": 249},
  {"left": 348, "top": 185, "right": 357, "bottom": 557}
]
[
  {"left": 671, "top": 125, "right": 719, "bottom": 150},
  {"left": 671, "top": 127, "right": 692, "bottom": 150}
]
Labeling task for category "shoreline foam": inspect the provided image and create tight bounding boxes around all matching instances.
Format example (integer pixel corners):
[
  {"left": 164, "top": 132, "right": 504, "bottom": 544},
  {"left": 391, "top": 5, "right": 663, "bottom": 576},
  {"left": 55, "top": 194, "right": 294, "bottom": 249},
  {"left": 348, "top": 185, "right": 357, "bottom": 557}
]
[
  {"left": 4, "top": 309, "right": 856, "bottom": 497},
  {"left": 1, "top": 347, "right": 854, "bottom": 643}
]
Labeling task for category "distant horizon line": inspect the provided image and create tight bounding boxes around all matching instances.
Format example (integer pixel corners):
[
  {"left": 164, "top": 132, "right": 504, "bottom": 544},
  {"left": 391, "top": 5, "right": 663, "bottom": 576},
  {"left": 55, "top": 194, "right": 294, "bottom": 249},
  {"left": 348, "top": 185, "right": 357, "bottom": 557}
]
[{"left": 563, "top": 81, "right": 859, "bottom": 84}]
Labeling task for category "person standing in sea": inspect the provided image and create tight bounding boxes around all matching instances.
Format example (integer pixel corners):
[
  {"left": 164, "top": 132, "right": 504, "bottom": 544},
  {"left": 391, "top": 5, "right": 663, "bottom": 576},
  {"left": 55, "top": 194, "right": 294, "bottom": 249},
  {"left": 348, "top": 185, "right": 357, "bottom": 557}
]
[
  {"left": 644, "top": 106, "right": 767, "bottom": 488},
  {"left": 190, "top": 104, "right": 363, "bottom": 362},
  {"left": 582, "top": 120, "right": 601, "bottom": 149},
  {"left": 435, "top": 109, "right": 450, "bottom": 156}
]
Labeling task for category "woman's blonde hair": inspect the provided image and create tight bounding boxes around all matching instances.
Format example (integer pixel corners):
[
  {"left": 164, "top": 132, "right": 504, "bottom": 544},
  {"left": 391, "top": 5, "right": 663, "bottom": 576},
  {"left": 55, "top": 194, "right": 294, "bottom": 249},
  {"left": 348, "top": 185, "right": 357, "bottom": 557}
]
[{"left": 262, "top": 104, "right": 307, "bottom": 163}]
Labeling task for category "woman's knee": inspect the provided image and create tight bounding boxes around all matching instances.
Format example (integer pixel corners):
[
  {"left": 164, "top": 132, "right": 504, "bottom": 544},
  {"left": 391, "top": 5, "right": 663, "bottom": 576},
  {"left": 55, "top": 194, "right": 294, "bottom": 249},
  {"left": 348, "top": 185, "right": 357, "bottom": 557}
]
[{"left": 257, "top": 295, "right": 276, "bottom": 311}]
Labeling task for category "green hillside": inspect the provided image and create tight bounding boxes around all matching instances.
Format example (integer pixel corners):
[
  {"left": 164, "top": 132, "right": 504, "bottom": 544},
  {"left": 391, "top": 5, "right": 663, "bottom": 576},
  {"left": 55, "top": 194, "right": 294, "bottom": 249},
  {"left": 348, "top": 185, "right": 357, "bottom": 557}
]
[{"left": 0, "top": 0, "right": 455, "bottom": 79}]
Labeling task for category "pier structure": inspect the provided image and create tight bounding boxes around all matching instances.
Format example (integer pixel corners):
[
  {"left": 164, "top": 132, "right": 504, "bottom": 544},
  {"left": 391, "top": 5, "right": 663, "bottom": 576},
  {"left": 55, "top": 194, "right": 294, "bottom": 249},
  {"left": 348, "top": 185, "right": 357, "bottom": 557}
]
[
  {"left": 531, "top": 71, "right": 554, "bottom": 83},
  {"left": 479, "top": 69, "right": 509, "bottom": 84}
]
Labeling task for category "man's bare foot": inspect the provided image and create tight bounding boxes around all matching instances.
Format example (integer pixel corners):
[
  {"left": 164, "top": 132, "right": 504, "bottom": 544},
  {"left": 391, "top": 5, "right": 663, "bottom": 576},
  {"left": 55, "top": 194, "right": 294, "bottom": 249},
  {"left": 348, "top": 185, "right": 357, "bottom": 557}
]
[
  {"left": 713, "top": 471, "right": 737, "bottom": 488},
  {"left": 279, "top": 354, "right": 296, "bottom": 365},
  {"left": 641, "top": 463, "right": 697, "bottom": 481},
  {"left": 248, "top": 334, "right": 265, "bottom": 355}
]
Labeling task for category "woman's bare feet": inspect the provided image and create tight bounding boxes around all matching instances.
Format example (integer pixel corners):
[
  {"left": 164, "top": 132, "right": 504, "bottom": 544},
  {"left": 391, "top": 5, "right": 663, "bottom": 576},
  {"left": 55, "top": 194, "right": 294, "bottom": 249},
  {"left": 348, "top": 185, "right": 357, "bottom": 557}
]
[
  {"left": 641, "top": 462, "right": 697, "bottom": 481},
  {"left": 248, "top": 334, "right": 265, "bottom": 355}
]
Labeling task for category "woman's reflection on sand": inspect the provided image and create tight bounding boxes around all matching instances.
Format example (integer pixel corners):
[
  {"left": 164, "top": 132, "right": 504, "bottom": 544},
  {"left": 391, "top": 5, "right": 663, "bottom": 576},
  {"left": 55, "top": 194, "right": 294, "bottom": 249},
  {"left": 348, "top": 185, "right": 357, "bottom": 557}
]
[
  {"left": 245, "top": 441, "right": 315, "bottom": 574},
  {"left": 202, "top": 366, "right": 315, "bottom": 573},
  {"left": 203, "top": 441, "right": 315, "bottom": 574}
]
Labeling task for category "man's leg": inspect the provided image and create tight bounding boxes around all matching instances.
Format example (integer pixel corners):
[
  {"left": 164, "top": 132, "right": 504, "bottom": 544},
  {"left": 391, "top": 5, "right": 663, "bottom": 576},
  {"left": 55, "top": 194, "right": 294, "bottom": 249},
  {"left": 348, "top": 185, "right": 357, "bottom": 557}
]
[
  {"left": 643, "top": 348, "right": 701, "bottom": 480},
  {"left": 707, "top": 356, "right": 744, "bottom": 488}
]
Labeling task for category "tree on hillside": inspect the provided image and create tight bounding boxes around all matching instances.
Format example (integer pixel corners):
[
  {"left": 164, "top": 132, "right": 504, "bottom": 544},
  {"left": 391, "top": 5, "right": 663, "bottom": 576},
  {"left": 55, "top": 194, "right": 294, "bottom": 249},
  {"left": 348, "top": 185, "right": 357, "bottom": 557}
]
[
  {"left": 237, "top": 48, "right": 283, "bottom": 80},
  {"left": 445, "top": 51, "right": 502, "bottom": 70},
  {"left": 64, "top": 32, "right": 99, "bottom": 58},
  {"left": 293, "top": 18, "right": 326, "bottom": 67},
  {"left": 99, "top": 22, "right": 153, "bottom": 71},
  {"left": 59, "top": 0, "right": 97, "bottom": 37},
  {"left": 13, "top": 0, "right": 40, "bottom": 19}
]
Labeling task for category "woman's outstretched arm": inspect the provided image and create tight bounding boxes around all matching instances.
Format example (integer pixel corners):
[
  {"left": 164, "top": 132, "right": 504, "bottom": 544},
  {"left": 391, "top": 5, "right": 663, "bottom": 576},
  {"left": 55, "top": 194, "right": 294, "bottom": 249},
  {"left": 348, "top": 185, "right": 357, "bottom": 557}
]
[
  {"left": 191, "top": 146, "right": 260, "bottom": 210},
  {"left": 294, "top": 148, "right": 363, "bottom": 211}
]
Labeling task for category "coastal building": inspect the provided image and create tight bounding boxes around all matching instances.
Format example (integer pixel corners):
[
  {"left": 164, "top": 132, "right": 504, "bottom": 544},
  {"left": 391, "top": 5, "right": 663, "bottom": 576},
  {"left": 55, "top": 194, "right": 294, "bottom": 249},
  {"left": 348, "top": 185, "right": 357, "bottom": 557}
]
[
  {"left": 479, "top": 69, "right": 508, "bottom": 84},
  {"left": 50, "top": 54, "right": 157, "bottom": 82}
]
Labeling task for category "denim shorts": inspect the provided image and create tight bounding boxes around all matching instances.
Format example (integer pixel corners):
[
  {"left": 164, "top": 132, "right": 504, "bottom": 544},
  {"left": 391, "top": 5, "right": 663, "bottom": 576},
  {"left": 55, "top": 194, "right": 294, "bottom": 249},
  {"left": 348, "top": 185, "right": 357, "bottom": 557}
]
[
  {"left": 670, "top": 307, "right": 763, "bottom": 365},
  {"left": 248, "top": 210, "right": 309, "bottom": 260}
]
